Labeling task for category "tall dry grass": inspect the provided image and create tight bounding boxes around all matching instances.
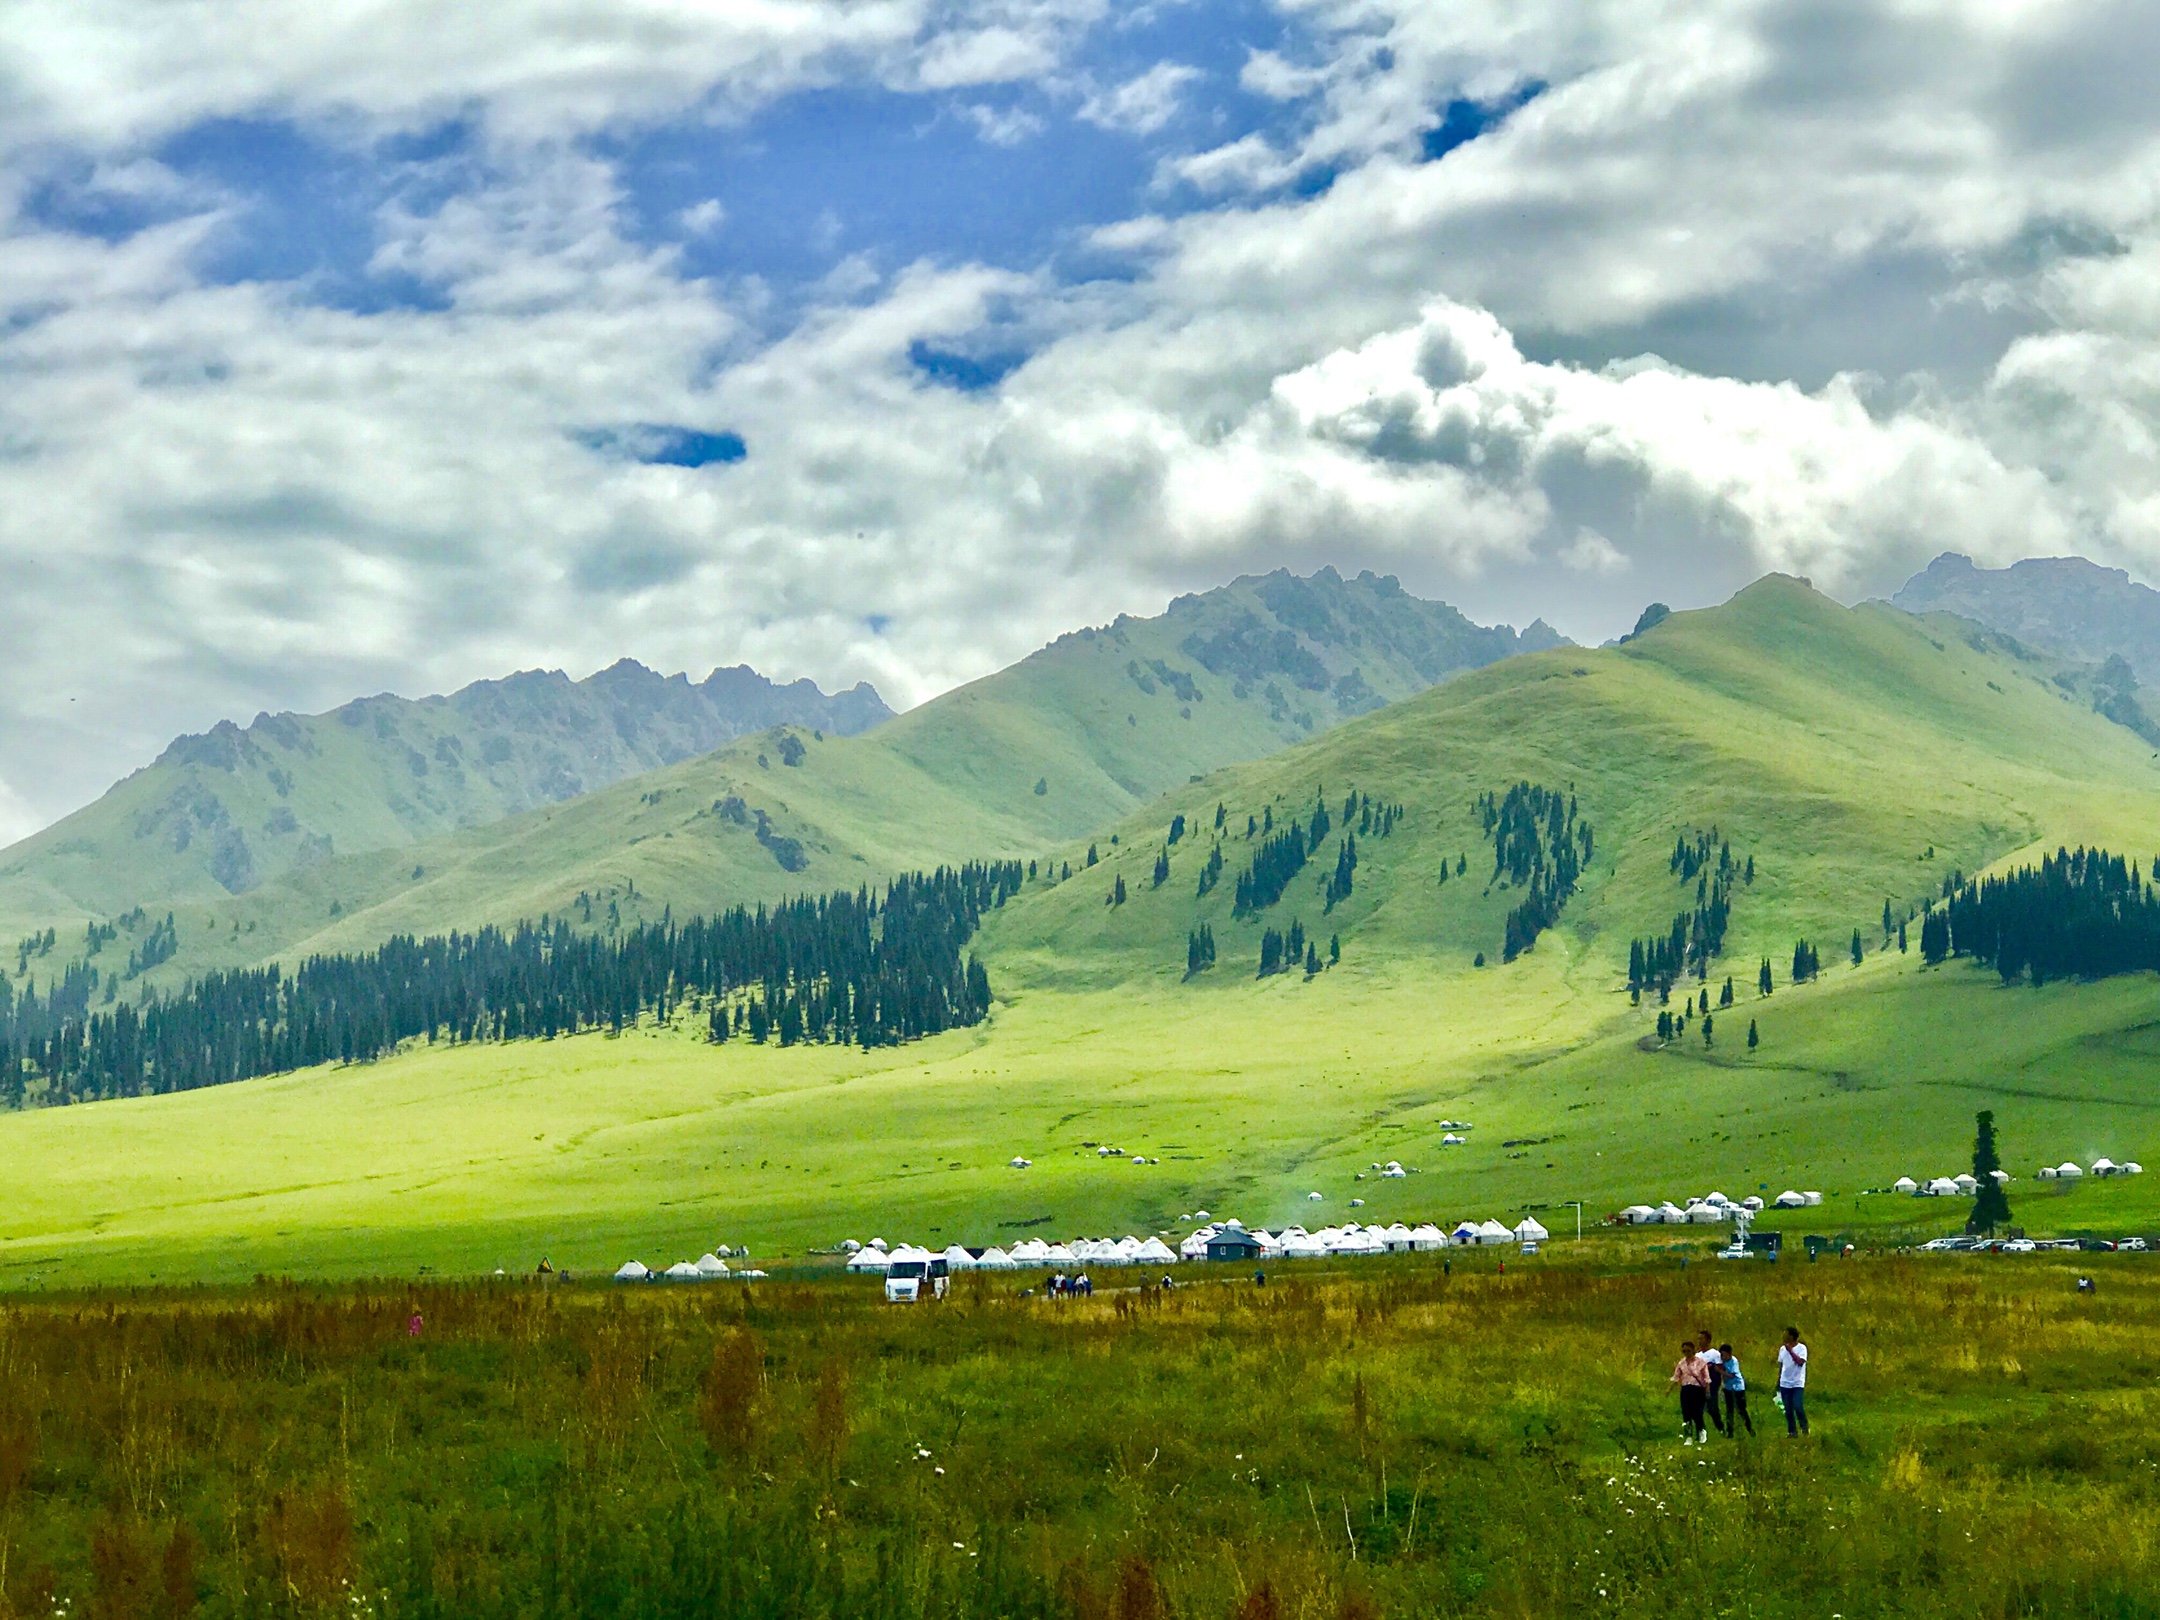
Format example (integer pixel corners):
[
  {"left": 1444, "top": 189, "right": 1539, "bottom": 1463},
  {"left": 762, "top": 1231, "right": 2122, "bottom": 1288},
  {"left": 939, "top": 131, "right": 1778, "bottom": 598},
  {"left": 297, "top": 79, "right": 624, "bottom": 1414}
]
[{"left": 0, "top": 1249, "right": 2157, "bottom": 1617}]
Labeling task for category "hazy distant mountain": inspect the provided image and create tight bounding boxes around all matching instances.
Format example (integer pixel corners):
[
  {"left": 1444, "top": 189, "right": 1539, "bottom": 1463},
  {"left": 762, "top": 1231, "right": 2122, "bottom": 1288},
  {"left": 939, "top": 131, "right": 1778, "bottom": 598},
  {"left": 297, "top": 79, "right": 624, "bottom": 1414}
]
[
  {"left": 1892, "top": 554, "right": 2160, "bottom": 682},
  {"left": 0, "top": 661, "right": 890, "bottom": 914},
  {"left": 6, "top": 565, "right": 1567, "bottom": 974}
]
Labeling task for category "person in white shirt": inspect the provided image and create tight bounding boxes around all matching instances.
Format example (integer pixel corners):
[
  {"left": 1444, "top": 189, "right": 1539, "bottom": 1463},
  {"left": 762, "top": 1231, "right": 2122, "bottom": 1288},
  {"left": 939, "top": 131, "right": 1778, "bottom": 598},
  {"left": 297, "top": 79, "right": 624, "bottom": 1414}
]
[
  {"left": 1777, "top": 1326, "right": 1810, "bottom": 1436},
  {"left": 1697, "top": 1327, "right": 1727, "bottom": 1434}
]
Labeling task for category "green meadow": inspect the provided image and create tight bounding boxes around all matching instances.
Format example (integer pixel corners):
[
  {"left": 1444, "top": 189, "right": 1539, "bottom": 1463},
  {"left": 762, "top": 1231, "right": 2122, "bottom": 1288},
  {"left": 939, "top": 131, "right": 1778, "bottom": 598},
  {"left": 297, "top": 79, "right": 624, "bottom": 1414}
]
[
  {"left": 7, "top": 579, "right": 2160, "bottom": 1286},
  {"left": 6, "top": 1252, "right": 2160, "bottom": 1620}
]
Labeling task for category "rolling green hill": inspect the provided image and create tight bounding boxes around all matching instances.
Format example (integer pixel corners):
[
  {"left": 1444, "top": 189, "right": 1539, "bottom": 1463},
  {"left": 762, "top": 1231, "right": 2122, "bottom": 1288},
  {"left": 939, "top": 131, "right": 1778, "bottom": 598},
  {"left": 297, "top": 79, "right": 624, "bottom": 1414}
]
[
  {"left": 15, "top": 567, "right": 1562, "bottom": 984},
  {"left": 7, "top": 575, "right": 2160, "bottom": 1285},
  {"left": 0, "top": 659, "right": 891, "bottom": 940}
]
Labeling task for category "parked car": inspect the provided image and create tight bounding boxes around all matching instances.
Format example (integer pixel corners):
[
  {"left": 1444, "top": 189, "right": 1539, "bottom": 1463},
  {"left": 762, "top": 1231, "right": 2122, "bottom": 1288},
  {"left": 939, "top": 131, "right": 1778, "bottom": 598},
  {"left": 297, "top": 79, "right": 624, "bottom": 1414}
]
[
  {"left": 884, "top": 1256, "right": 950, "bottom": 1303},
  {"left": 2000, "top": 1239, "right": 2037, "bottom": 1253}
]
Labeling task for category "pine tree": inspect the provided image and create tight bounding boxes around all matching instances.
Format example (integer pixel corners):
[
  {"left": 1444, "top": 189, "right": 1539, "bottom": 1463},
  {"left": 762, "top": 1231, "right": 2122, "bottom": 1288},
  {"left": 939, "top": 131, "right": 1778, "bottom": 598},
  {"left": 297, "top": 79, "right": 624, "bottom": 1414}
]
[
  {"left": 1719, "top": 976, "right": 1734, "bottom": 1008},
  {"left": 1152, "top": 849, "right": 1170, "bottom": 887},
  {"left": 1304, "top": 942, "right": 1321, "bottom": 976},
  {"left": 1747, "top": 1018, "right": 1758, "bottom": 1050},
  {"left": 1850, "top": 929, "right": 1864, "bottom": 967},
  {"left": 1702, "top": 1014, "right": 1713, "bottom": 1047},
  {"left": 1657, "top": 1009, "right": 1673, "bottom": 1040},
  {"left": 1168, "top": 814, "right": 1186, "bottom": 846},
  {"left": 1086, "top": 844, "right": 1098, "bottom": 867},
  {"left": 1883, "top": 899, "right": 1895, "bottom": 942},
  {"left": 1969, "top": 1109, "right": 2012, "bottom": 1234},
  {"left": 1898, "top": 920, "right": 1908, "bottom": 953},
  {"left": 1329, "top": 933, "right": 1340, "bottom": 965},
  {"left": 1110, "top": 875, "right": 1127, "bottom": 907}
]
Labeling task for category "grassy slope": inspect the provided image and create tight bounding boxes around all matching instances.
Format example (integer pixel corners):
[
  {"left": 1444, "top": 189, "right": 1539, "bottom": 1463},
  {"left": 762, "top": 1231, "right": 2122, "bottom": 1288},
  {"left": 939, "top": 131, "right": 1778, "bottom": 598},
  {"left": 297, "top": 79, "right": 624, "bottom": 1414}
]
[
  {"left": 7, "top": 579, "right": 2160, "bottom": 1285},
  {"left": 62, "top": 569, "right": 1555, "bottom": 983},
  {"left": 0, "top": 666, "right": 891, "bottom": 940}
]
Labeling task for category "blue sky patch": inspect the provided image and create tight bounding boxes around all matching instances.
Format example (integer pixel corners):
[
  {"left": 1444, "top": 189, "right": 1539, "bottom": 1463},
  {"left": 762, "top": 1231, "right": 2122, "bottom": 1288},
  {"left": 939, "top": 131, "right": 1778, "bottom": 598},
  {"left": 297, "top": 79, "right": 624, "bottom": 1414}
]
[
  {"left": 1422, "top": 82, "right": 1547, "bottom": 163},
  {"left": 575, "top": 425, "right": 746, "bottom": 467}
]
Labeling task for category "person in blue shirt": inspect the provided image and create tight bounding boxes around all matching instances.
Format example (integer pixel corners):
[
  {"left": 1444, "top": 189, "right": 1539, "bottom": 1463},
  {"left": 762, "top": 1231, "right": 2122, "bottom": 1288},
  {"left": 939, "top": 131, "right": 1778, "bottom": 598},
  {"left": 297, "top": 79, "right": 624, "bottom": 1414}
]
[{"left": 1717, "top": 1342, "right": 1753, "bottom": 1435}]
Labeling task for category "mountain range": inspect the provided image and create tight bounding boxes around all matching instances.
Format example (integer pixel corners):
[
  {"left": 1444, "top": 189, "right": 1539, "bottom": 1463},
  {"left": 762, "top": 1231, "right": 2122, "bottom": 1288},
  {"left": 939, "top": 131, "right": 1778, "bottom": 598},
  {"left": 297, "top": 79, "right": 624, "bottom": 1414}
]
[{"left": 0, "top": 568, "right": 1562, "bottom": 970}]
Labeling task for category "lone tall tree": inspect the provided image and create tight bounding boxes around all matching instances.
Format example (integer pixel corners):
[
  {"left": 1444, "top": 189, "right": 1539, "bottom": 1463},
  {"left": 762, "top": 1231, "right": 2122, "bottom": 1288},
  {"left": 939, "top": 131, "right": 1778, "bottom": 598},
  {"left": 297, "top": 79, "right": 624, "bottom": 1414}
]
[{"left": 1969, "top": 1109, "right": 2012, "bottom": 1235}]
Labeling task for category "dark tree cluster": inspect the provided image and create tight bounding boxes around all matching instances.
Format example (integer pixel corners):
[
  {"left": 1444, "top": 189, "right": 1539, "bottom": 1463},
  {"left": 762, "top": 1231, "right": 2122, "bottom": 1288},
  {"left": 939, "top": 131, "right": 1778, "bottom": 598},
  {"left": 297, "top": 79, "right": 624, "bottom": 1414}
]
[
  {"left": 1325, "top": 833, "right": 1358, "bottom": 911},
  {"left": 1340, "top": 788, "right": 1403, "bottom": 839},
  {"left": 1185, "top": 923, "right": 1217, "bottom": 977},
  {"left": 1195, "top": 843, "right": 1224, "bottom": 898},
  {"left": 0, "top": 864, "right": 1020, "bottom": 1109},
  {"left": 1790, "top": 939, "right": 1822, "bottom": 982},
  {"left": 1628, "top": 830, "right": 1753, "bottom": 997},
  {"left": 1152, "top": 849, "right": 1170, "bottom": 888},
  {"left": 1257, "top": 917, "right": 1310, "bottom": 977},
  {"left": 1925, "top": 846, "right": 2160, "bottom": 985},
  {"left": 1475, "top": 784, "right": 1593, "bottom": 963},
  {"left": 1233, "top": 794, "right": 1331, "bottom": 914}
]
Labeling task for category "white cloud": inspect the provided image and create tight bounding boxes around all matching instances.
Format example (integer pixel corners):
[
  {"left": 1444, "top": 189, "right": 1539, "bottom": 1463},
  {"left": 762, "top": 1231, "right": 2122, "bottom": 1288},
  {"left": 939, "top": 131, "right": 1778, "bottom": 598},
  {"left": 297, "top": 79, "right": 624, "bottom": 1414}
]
[
  {"left": 677, "top": 198, "right": 726, "bottom": 236},
  {"left": 5, "top": 0, "right": 2160, "bottom": 841},
  {"left": 1080, "top": 62, "right": 1201, "bottom": 136},
  {"left": 961, "top": 102, "right": 1047, "bottom": 146},
  {"left": 1561, "top": 529, "right": 1628, "bottom": 575}
]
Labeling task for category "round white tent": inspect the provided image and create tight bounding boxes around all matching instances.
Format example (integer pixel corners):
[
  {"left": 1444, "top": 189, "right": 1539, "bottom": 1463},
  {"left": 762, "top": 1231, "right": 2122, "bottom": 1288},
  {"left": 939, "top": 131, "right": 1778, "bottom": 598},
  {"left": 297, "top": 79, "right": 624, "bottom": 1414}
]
[
  {"left": 1894, "top": 1176, "right": 1919, "bottom": 1194},
  {"left": 664, "top": 1261, "right": 700, "bottom": 1280},
  {"left": 846, "top": 1247, "right": 893, "bottom": 1273},
  {"left": 2092, "top": 1158, "right": 2119, "bottom": 1176},
  {"left": 1138, "top": 1237, "right": 1177, "bottom": 1264},
  {"left": 1953, "top": 1174, "right": 1979, "bottom": 1195},
  {"left": 942, "top": 1244, "right": 979, "bottom": 1270},
  {"left": 2038, "top": 1165, "right": 2059, "bottom": 1179},
  {"left": 978, "top": 1246, "right": 1018, "bottom": 1269},
  {"left": 1451, "top": 1221, "right": 1481, "bottom": 1244},
  {"left": 614, "top": 1260, "right": 649, "bottom": 1282},
  {"left": 2057, "top": 1161, "right": 2085, "bottom": 1179},
  {"left": 694, "top": 1253, "right": 731, "bottom": 1278},
  {"left": 1410, "top": 1223, "right": 1446, "bottom": 1251},
  {"left": 1514, "top": 1216, "right": 1550, "bottom": 1242},
  {"left": 1773, "top": 1190, "right": 1807, "bottom": 1208},
  {"left": 1476, "top": 1219, "right": 1513, "bottom": 1245}
]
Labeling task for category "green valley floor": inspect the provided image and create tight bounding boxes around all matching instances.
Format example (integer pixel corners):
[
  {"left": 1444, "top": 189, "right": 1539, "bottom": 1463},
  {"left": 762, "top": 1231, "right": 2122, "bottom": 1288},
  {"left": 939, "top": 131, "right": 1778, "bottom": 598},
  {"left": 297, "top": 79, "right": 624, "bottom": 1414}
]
[{"left": 6, "top": 947, "right": 2158, "bottom": 1287}]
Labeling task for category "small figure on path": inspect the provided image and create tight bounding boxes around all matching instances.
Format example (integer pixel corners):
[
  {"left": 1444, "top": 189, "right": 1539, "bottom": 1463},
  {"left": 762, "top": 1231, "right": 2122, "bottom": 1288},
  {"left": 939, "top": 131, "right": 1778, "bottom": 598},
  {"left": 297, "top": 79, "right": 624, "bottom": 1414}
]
[
  {"left": 2077, "top": 1276, "right": 2097, "bottom": 1295},
  {"left": 1777, "top": 1326, "right": 1809, "bottom": 1436},
  {"left": 1718, "top": 1342, "right": 1753, "bottom": 1436},
  {"left": 1670, "top": 1337, "right": 1713, "bottom": 1444},
  {"left": 407, "top": 1311, "right": 424, "bottom": 1339}
]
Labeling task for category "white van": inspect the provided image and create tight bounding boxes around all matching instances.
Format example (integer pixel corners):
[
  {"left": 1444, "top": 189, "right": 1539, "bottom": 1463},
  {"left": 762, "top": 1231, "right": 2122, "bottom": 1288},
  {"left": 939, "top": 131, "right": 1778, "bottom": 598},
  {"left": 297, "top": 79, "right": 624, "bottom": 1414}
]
[{"left": 884, "top": 1256, "right": 950, "bottom": 1303}]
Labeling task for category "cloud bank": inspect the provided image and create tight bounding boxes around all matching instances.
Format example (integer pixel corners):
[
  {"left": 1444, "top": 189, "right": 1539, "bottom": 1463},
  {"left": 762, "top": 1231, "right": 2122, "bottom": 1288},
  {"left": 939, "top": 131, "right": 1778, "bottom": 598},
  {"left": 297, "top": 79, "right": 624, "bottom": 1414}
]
[{"left": 0, "top": 0, "right": 2157, "bottom": 830}]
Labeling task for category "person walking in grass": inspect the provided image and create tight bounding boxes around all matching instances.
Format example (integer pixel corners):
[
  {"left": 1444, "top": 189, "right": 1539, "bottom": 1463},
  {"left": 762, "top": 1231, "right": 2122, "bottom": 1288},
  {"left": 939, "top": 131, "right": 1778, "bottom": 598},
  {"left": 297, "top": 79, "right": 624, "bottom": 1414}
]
[
  {"left": 1718, "top": 1342, "right": 1753, "bottom": 1436},
  {"left": 1697, "top": 1328, "right": 1727, "bottom": 1434},
  {"left": 1670, "top": 1337, "right": 1713, "bottom": 1444},
  {"left": 1777, "top": 1326, "right": 1810, "bottom": 1436}
]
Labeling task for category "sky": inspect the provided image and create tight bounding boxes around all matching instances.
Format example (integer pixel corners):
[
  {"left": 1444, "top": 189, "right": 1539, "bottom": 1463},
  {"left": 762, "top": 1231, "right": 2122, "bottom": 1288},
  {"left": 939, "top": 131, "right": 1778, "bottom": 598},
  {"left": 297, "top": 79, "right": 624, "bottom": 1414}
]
[{"left": 3, "top": 0, "right": 2159, "bottom": 839}]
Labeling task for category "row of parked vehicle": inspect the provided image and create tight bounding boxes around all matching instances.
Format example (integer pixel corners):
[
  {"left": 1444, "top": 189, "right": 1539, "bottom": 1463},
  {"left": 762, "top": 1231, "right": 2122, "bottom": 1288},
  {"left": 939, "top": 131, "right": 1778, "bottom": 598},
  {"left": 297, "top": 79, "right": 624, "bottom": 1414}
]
[{"left": 1915, "top": 1235, "right": 2150, "bottom": 1253}]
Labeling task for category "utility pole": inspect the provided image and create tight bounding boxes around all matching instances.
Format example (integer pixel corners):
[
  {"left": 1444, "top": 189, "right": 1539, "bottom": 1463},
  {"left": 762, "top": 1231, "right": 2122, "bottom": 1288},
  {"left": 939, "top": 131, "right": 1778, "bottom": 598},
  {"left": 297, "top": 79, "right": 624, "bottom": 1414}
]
[{"left": 1563, "top": 1200, "right": 1584, "bottom": 1241}]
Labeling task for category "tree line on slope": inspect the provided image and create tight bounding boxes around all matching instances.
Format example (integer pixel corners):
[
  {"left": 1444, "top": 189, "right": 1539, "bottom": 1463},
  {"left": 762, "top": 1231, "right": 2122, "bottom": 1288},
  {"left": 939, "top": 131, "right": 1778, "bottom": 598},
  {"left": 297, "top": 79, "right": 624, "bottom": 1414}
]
[
  {"left": 0, "top": 863, "right": 1020, "bottom": 1108},
  {"left": 1477, "top": 783, "right": 1593, "bottom": 963},
  {"left": 1920, "top": 846, "right": 2160, "bottom": 985}
]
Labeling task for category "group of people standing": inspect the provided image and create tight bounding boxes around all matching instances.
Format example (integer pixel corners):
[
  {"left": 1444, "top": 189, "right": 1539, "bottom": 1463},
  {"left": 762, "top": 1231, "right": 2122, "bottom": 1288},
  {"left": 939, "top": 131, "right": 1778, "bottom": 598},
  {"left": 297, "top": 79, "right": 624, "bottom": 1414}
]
[{"left": 1670, "top": 1326, "right": 1809, "bottom": 1442}]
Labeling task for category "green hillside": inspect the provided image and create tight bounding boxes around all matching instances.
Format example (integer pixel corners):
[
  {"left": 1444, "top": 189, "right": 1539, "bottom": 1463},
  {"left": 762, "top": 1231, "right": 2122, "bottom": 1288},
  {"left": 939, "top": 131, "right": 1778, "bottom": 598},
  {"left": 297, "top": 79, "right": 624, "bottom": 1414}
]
[
  {"left": 17, "top": 567, "right": 1560, "bottom": 985},
  {"left": 0, "top": 659, "right": 890, "bottom": 939},
  {"left": 7, "top": 576, "right": 2160, "bottom": 1285}
]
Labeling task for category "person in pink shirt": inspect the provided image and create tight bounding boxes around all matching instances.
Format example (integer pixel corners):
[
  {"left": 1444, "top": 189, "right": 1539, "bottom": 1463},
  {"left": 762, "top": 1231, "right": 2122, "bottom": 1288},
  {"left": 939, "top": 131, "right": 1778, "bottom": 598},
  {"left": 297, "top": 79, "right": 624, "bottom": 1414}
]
[{"left": 1669, "top": 1337, "right": 1713, "bottom": 1444}]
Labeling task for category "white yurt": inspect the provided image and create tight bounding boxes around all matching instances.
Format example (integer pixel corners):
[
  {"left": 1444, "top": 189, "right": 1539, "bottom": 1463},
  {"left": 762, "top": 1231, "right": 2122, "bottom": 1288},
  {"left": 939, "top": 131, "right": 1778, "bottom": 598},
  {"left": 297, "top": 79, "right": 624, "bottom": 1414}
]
[
  {"left": 1178, "top": 1230, "right": 1213, "bottom": 1260},
  {"left": 840, "top": 1239, "right": 862, "bottom": 1253},
  {"left": 694, "top": 1253, "right": 731, "bottom": 1278},
  {"left": 1285, "top": 1231, "right": 1329, "bottom": 1259},
  {"left": 613, "top": 1260, "right": 650, "bottom": 1281},
  {"left": 1308, "top": 1191, "right": 1325, "bottom": 1202},
  {"left": 1476, "top": 1219, "right": 1514, "bottom": 1245},
  {"left": 1116, "top": 1236, "right": 1146, "bottom": 1262},
  {"left": 1383, "top": 1223, "right": 1414, "bottom": 1252},
  {"left": 1138, "top": 1237, "right": 1178, "bottom": 1264},
  {"left": 1953, "top": 1174, "right": 1979, "bottom": 1195},
  {"left": 1009, "top": 1239, "right": 1051, "bottom": 1265},
  {"left": 664, "top": 1261, "right": 700, "bottom": 1280},
  {"left": 1658, "top": 1202, "right": 1690, "bottom": 1224},
  {"left": 1741, "top": 1195, "right": 1765, "bottom": 1212},
  {"left": 1442, "top": 1133, "right": 1466, "bottom": 1146},
  {"left": 978, "top": 1246, "right": 1017, "bottom": 1269},
  {"left": 1344, "top": 1228, "right": 1389, "bottom": 1256},
  {"left": 1408, "top": 1223, "right": 1446, "bottom": 1250},
  {"left": 1801, "top": 1191, "right": 1823, "bottom": 1205},
  {"left": 1452, "top": 1221, "right": 1482, "bottom": 1244},
  {"left": 2038, "top": 1165, "right": 2059, "bottom": 1179},
  {"left": 1704, "top": 1191, "right": 1732, "bottom": 1208},
  {"left": 1382, "top": 1161, "right": 1407, "bottom": 1178},
  {"left": 2058, "top": 1161, "right": 2085, "bottom": 1179},
  {"left": 2128, "top": 1163, "right": 2146, "bottom": 1175},
  {"left": 1894, "top": 1176, "right": 1920, "bottom": 1194},
  {"left": 846, "top": 1247, "right": 893, "bottom": 1273},
  {"left": 943, "top": 1244, "right": 979, "bottom": 1271},
  {"left": 1685, "top": 1203, "right": 1725, "bottom": 1224},
  {"left": 1990, "top": 1169, "right": 2012, "bottom": 1183},
  {"left": 1926, "top": 1177, "right": 1959, "bottom": 1197},
  {"left": 1008, "top": 1156, "right": 1032, "bottom": 1169},
  {"left": 1621, "top": 1205, "right": 1658, "bottom": 1225},
  {"left": 2092, "top": 1158, "right": 2119, "bottom": 1176},
  {"left": 1046, "top": 1243, "right": 1078, "bottom": 1265},
  {"left": 1773, "top": 1190, "right": 1807, "bottom": 1208},
  {"left": 1515, "top": 1216, "right": 1550, "bottom": 1242}
]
